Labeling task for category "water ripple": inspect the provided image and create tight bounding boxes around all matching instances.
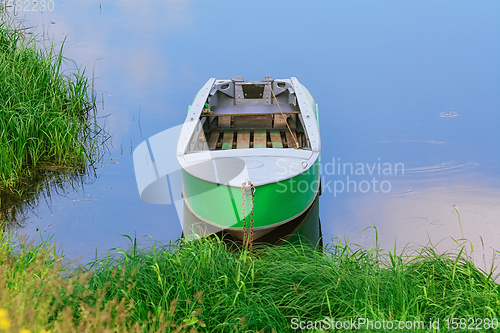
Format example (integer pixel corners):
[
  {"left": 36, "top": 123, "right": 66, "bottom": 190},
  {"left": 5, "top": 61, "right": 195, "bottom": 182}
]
[
  {"left": 440, "top": 111, "right": 458, "bottom": 117},
  {"left": 405, "top": 161, "right": 479, "bottom": 174}
]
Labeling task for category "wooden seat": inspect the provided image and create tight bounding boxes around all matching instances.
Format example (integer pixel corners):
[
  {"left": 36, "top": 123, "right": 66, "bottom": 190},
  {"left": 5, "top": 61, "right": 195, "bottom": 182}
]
[
  {"left": 233, "top": 115, "right": 272, "bottom": 129},
  {"left": 274, "top": 115, "right": 288, "bottom": 129},
  {"left": 218, "top": 116, "right": 231, "bottom": 128}
]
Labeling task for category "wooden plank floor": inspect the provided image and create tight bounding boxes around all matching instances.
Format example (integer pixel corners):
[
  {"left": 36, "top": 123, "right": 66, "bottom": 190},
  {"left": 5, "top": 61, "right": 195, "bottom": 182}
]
[
  {"left": 207, "top": 130, "right": 300, "bottom": 150},
  {"left": 285, "top": 130, "right": 298, "bottom": 148},
  {"left": 270, "top": 129, "right": 283, "bottom": 148},
  {"left": 253, "top": 129, "right": 267, "bottom": 148},
  {"left": 208, "top": 130, "right": 220, "bottom": 150},
  {"left": 237, "top": 130, "right": 250, "bottom": 149},
  {"left": 222, "top": 130, "right": 234, "bottom": 150}
]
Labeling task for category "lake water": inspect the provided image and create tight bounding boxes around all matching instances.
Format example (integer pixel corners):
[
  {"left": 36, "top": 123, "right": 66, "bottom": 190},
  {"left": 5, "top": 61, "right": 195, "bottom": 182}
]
[{"left": 3, "top": 0, "right": 499, "bottom": 269}]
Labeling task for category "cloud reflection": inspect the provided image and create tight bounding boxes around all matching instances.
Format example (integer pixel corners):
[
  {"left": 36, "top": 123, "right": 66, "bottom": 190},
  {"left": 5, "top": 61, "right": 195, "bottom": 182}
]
[{"left": 326, "top": 178, "right": 500, "bottom": 274}]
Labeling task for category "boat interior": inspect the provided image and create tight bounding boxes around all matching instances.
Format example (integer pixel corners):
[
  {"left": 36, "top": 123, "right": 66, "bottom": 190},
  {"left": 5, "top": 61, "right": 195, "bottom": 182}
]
[{"left": 187, "top": 77, "right": 312, "bottom": 153}]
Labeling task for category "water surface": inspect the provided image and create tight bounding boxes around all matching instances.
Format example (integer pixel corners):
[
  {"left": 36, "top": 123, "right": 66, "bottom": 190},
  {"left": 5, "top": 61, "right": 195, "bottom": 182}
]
[{"left": 5, "top": 0, "right": 499, "bottom": 268}]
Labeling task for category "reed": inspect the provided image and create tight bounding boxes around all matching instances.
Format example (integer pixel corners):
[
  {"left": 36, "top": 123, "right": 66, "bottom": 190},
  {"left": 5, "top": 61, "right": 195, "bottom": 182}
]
[{"left": 0, "top": 18, "right": 101, "bottom": 190}]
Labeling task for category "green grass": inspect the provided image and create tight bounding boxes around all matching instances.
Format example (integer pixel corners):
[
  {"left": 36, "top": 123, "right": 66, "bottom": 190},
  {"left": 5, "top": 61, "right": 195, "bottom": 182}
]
[
  {"left": 0, "top": 17, "right": 101, "bottom": 190},
  {"left": 2, "top": 231, "right": 497, "bottom": 332},
  {"left": 85, "top": 236, "right": 500, "bottom": 332}
]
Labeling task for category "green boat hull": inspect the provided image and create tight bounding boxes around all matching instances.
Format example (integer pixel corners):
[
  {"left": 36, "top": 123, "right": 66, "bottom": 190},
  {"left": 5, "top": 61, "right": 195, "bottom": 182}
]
[
  {"left": 182, "top": 160, "right": 320, "bottom": 239},
  {"left": 183, "top": 192, "right": 322, "bottom": 248}
]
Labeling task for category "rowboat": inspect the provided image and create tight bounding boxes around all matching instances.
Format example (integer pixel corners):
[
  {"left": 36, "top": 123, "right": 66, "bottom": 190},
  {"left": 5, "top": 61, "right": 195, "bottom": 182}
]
[{"left": 177, "top": 76, "right": 321, "bottom": 245}]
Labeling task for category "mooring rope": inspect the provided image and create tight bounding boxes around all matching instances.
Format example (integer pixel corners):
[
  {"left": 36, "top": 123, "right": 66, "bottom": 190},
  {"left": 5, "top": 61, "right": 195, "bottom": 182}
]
[{"left": 265, "top": 77, "right": 300, "bottom": 149}]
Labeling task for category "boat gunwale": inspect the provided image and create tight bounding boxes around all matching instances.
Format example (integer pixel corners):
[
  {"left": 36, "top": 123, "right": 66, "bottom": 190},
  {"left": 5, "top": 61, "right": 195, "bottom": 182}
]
[
  {"left": 178, "top": 150, "right": 320, "bottom": 187},
  {"left": 176, "top": 77, "right": 321, "bottom": 186}
]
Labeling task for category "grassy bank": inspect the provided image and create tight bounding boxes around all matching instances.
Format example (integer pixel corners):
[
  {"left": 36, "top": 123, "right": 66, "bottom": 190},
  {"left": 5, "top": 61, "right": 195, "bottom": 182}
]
[
  {"left": 0, "top": 18, "right": 100, "bottom": 190},
  {"left": 1, "top": 233, "right": 498, "bottom": 332}
]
